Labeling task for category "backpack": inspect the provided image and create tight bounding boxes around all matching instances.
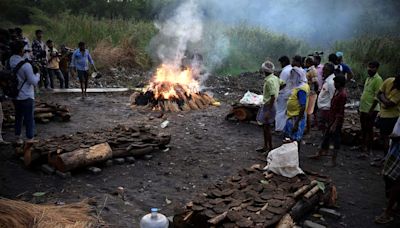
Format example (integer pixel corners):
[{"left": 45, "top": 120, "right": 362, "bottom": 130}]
[{"left": 0, "top": 59, "right": 29, "bottom": 98}]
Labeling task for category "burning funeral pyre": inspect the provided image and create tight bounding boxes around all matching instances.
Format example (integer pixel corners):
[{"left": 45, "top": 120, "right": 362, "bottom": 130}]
[{"left": 130, "top": 64, "right": 217, "bottom": 112}]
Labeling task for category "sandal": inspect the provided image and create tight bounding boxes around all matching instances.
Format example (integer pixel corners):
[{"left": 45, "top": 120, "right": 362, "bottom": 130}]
[{"left": 374, "top": 212, "right": 394, "bottom": 224}]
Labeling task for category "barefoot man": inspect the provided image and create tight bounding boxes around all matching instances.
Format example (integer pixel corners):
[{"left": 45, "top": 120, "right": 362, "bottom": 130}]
[{"left": 70, "top": 42, "right": 96, "bottom": 98}]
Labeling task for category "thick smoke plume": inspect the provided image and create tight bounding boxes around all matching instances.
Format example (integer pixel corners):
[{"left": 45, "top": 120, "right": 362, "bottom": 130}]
[{"left": 149, "top": 0, "right": 400, "bottom": 75}]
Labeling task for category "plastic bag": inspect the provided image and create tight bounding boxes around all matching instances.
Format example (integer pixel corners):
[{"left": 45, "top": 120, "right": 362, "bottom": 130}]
[
  {"left": 263, "top": 141, "right": 304, "bottom": 178},
  {"left": 239, "top": 91, "right": 263, "bottom": 106}
]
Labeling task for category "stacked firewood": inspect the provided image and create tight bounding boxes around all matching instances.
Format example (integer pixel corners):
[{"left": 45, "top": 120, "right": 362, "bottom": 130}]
[
  {"left": 35, "top": 102, "right": 71, "bottom": 123},
  {"left": 1, "top": 101, "right": 71, "bottom": 125},
  {"left": 130, "top": 91, "right": 217, "bottom": 112},
  {"left": 173, "top": 165, "right": 334, "bottom": 227},
  {"left": 24, "top": 125, "right": 171, "bottom": 171}
]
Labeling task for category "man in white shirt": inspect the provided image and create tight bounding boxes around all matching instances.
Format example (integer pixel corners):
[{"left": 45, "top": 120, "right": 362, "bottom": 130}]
[
  {"left": 275, "top": 56, "right": 293, "bottom": 132},
  {"left": 317, "top": 63, "right": 336, "bottom": 131}
]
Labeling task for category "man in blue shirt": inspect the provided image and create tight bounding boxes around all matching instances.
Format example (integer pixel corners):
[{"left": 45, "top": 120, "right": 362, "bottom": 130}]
[
  {"left": 336, "top": 51, "right": 354, "bottom": 81},
  {"left": 70, "top": 42, "right": 96, "bottom": 98}
]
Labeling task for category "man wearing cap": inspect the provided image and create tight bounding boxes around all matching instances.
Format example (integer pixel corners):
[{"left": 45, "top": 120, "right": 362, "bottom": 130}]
[
  {"left": 256, "top": 61, "right": 280, "bottom": 153},
  {"left": 336, "top": 51, "right": 354, "bottom": 81},
  {"left": 310, "top": 75, "right": 347, "bottom": 166}
]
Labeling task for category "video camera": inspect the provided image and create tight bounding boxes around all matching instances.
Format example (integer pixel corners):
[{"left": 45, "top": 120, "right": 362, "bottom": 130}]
[{"left": 308, "top": 51, "right": 324, "bottom": 57}]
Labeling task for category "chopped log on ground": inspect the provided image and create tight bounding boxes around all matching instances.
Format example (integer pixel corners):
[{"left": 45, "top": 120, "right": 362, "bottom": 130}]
[
  {"left": 21, "top": 125, "right": 170, "bottom": 171},
  {"left": 55, "top": 143, "right": 113, "bottom": 172},
  {"left": 225, "top": 104, "right": 259, "bottom": 122},
  {"left": 173, "top": 164, "right": 334, "bottom": 227}
]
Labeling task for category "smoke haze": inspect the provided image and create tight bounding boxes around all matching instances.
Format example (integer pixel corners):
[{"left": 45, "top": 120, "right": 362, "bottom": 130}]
[{"left": 149, "top": 0, "right": 400, "bottom": 73}]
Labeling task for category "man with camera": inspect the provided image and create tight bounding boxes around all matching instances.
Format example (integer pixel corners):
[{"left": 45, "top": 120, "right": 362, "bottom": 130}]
[
  {"left": 45, "top": 40, "right": 64, "bottom": 89},
  {"left": 32, "top": 30, "right": 50, "bottom": 89}
]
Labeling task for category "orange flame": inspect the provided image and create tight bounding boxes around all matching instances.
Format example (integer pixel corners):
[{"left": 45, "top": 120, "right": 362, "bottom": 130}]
[{"left": 148, "top": 64, "right": 200, "bottom": 99}]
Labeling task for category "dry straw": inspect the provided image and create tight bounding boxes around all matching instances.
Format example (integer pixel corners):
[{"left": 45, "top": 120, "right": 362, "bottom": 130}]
[{"left": 0, "top": 198, "right": 99, "bottom": 228}]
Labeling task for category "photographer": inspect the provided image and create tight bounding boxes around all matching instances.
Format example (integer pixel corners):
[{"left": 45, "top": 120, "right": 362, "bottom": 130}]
[
  {"left": 9, "top": 41, "right": 40, "bottom": 147},
  {"left": 45, "top": 40, "right": 64, "bottom": 89},
  {"left": 32, "top": 30, "right": 49, "bottom": 89}
]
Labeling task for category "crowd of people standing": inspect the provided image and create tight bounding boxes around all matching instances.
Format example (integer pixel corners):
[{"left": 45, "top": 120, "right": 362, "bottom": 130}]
[
  {"left": 0, "top": 27, "right": 97, "bottom": 151},
  {"left": 258, "top": 52, "right": 400, "bottom": 224}
]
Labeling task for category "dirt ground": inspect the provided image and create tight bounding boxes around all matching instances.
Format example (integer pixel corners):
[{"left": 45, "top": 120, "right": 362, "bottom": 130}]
[{"left": 0, "top": 75, "right": 399, "bottom": 228}]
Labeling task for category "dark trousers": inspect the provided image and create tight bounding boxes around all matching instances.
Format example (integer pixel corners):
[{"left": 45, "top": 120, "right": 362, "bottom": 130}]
[
  {"left": 47, "top": 68, "right": 65, "bottom": 88},
  {"left": 13, "top": 99, "right": 35, "bottom": 139},
  {"left": 61, "top": 69, "right": 69, "bottom": 88},
  {"left": 319, "top": 109, "right": 330, "bottom": 131},
  {"left": 40, "top": 66, "right": 50, "bottom": 88},
  {"left": 321, "top": 123, "right": 342, "bottom": 150}
]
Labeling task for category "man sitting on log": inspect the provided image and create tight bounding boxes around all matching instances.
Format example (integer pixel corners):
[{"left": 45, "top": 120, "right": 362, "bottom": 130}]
[
  {"left": 283, "top": 56, "right": 309, "bottom": 145},
  {"left": 256, "top": 61, "right": 280, "bottom": 153}
]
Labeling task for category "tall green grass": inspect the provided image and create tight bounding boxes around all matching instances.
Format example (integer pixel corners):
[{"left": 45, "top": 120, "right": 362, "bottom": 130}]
[
  {"left": 15, "top": 12, "right": 399, "bottom": 80},
  {"left": 22, "top": 13, "right": 157, "bottom": 70},
  {"left": 217, "top": 24, "right": 309, "bottom": 75}
]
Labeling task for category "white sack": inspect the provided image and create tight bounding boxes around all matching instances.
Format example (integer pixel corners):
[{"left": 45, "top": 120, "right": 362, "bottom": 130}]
[
  {"left": 263, "top": 141, "right": 304, "bottom": 178},
  {"left": 239, "top": 91, "right": 263, "bottom": 106}
]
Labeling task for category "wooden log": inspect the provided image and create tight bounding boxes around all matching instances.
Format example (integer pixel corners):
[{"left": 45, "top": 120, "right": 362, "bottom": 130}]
[
  {"left": 192, "top": 94, "right": 205, "bottom": 109},
  {"left": 35, "top": 107, "right": 54, "bottom": 113},
  {"left": 181, "top": 103, "right": 191, "bottom": 111},
  {"left": 112, "top": 146, "right": 154, "bottom": 157},
  {"left": 294, "top": 180, "right": 317, "bottom": 198},
  {"left": 304, "top": 185, "right": 320, "bottom": 199},
  {"left": 35, "top": 113, "right": 54, "bottom": 119},
  {"left": 57, "top": 112, "right": 71, "bottom": 121},
  {"left": 170, "top": 101, "right": 181, "bottom": 112},
  {"left": 187, "top": 99, "right": 199, "bottom": 110},
  {"left": 54, "top": 143, "right": 112, "bottom": 172},
  {"left": 208, "top": 211, "right": 227, "bottom": 225},
  {"left": 290, "top": 186, "right": 331, "bottom": 222},
  {"left": 232, "top": 107, "right": 252, "bottom": 121}
]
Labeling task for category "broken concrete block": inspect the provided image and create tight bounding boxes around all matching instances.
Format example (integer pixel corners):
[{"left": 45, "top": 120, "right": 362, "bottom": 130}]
[
  {"left": 55, "top": 170, "right": 71, "bottom": 179},
  {"left": 114, "top": 158, "right": 125, "bottom": 164},
  {"left": 87, "top": 167, "right": 102, "bottom": 175},
  {"left": 319, "top": 208, "right": 342, "bottom": 219},
  {"left": 41, "top": 164, "right": 55, "bottom": 174},
  {"left": 304, "top": 220, "right": 326, "bottom": 228},
  {"left": 126, "top": 156, "right": 136, "bottom": 164}
]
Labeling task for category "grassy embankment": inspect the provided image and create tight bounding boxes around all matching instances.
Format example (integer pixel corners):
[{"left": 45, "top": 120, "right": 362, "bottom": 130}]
[{"left": 9, "top": 14, "right": 400, "bottom": 81}]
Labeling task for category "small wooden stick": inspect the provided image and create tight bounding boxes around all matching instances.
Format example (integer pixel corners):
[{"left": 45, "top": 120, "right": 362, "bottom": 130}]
[
  {"left": 183, "top": 211, "right": 194, "bottom": 221},
  {"left": 208, "top": 211, "right": 227, "bottom": 225},
  {"left": 304, "top": 185, "right": 320, "bottom": 199}
]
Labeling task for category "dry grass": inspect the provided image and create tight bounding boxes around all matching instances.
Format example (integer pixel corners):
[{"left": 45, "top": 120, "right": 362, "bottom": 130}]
[
  {"left": 92, "top": 38, "right": 150, "bottom": 70},
  {"left": 0, "top": 198, "right": 98, "bottom": 228}
]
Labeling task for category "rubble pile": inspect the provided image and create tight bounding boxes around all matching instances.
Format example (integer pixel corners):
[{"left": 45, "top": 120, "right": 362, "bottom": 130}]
[{"left": 173, "top": 165, "right": 334, "bottom": 227}]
